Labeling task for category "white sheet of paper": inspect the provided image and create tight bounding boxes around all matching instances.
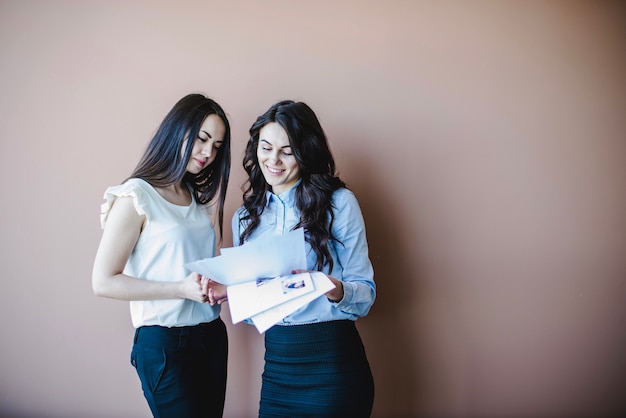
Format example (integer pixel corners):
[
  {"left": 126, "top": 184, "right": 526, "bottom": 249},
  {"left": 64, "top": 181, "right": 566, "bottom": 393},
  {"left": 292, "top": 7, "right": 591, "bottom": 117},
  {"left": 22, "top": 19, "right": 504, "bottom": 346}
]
[
  {"left": 250, "top": 272, "right": 336, "bottom": 333},
  {"left": 227, "top": 273, "right": 315, "bottom": 324},
  {"left": 184, "top": 228, "right": 307, "bottom": 286}
]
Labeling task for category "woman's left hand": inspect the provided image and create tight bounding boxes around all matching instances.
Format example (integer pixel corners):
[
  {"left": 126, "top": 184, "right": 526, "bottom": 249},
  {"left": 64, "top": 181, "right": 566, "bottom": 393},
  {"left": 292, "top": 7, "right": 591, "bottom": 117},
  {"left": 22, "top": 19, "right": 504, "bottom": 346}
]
[{"left": 201, "top": 276, "right": 228, "bottom": 305}]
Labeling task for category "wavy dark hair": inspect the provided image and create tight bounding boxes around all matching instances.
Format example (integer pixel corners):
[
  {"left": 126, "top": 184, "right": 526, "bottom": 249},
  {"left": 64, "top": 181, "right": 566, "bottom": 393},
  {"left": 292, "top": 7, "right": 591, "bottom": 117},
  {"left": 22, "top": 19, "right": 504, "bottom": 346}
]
[
  {"left": 239, "top": 100, "right": 345, "bottom": 271},
  {"left": 128, "top": 93, "right": 231, "bottom": 240}
]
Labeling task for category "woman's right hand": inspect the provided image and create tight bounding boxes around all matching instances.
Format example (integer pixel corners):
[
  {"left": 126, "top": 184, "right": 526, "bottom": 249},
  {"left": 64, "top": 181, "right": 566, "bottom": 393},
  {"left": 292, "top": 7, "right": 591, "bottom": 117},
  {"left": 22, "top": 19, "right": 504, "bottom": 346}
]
[{"left": 179, "top": 272, "right": 207, "bottom": 303}]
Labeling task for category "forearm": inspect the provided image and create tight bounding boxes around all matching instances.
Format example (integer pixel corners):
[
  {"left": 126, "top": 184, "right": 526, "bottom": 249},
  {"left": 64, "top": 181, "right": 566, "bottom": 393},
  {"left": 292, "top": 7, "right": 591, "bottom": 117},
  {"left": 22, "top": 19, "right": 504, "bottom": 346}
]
[{"left": 92, "top": 272, "right": 185, "bottom": 301}]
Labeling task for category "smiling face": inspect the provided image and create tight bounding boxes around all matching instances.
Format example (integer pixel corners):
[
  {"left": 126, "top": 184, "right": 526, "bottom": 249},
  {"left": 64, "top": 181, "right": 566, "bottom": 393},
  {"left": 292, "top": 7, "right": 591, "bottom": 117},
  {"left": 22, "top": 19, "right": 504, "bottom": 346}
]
[
  {"left": 257, "top": 122, "right": 301, "bottom": 194},
  {"left": 185, "top": 114, "right": 225, "bottom": 174}
]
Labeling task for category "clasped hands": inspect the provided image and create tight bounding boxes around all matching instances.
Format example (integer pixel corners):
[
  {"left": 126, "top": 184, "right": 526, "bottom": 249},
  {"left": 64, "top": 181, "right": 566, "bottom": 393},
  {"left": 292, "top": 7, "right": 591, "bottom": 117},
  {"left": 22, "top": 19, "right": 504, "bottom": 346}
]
[{"left": 199, "top": 276, "right": 228, "bottom": 306}]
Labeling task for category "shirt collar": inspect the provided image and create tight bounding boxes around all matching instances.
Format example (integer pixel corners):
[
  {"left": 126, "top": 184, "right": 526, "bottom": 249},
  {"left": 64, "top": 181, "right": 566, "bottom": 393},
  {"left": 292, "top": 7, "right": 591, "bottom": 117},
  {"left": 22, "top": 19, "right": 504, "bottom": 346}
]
[{"left": 265, "top": 179, "right": 301, "bottom": 207}]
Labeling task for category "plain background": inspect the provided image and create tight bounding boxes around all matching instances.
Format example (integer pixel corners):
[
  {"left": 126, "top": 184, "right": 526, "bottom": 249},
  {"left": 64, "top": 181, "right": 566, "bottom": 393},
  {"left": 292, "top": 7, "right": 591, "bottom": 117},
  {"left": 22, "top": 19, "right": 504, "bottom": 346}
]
[{"left": 1, "top": 1, "right": 625, "bottom": 417}]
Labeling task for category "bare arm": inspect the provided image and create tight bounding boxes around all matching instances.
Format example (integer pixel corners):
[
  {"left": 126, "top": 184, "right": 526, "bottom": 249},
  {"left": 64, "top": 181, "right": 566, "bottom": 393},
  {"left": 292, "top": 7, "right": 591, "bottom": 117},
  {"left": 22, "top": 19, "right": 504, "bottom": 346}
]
[{"left": 92, "top": 196, "right": 205, "bottom": 302}]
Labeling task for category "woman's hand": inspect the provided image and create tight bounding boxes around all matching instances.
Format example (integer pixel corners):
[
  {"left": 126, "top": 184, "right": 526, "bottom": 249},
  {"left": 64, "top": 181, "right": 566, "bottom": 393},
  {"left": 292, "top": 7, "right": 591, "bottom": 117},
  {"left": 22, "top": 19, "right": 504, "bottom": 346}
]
[
  {"left": 324, "top": 276, "right": 344, "bottom": 302},
  {"left": 291, "top": 269, "right": 344, "bottom": 303},
  {"left": 201, "top": 276, "right": 228, "bottom": 305},
  {"left": 179, "top": 272, "right": 207, "bottom": 303}
]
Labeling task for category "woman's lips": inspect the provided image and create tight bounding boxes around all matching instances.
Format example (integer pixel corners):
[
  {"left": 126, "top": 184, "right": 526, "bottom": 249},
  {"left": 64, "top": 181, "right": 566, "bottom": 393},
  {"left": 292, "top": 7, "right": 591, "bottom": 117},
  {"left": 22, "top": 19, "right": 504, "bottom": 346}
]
[{"left": 266, "top": 166, "right": 284, "bottom": 175}]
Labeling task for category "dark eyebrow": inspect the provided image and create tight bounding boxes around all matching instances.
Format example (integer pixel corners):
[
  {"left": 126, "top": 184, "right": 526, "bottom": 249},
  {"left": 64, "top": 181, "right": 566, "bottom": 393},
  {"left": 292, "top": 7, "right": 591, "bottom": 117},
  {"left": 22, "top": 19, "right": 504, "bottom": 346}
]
[
  {"left": 260, "top": 139, "right": 291, "bottom": 149},
  {"left": 200, "top": 130, "right": 212, "bottom": 139}
]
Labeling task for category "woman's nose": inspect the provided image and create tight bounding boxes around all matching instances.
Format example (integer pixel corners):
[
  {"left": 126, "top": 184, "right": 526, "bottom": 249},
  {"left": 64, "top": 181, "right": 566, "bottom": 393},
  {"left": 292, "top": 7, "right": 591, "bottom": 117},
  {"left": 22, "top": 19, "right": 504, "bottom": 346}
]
[
  {"left": 201, "top": 144, "right": 213, "bottom": 157},
  {"left": 269, "top": 151, "right": 281, "bottom": 164}
]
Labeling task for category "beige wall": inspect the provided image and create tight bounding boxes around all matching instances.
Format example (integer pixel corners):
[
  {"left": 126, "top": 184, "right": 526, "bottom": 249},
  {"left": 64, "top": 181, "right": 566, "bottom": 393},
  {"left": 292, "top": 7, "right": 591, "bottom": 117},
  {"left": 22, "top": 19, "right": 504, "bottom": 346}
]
[{"left": 1, "top": 1, "right": 625, "bottom": 417}]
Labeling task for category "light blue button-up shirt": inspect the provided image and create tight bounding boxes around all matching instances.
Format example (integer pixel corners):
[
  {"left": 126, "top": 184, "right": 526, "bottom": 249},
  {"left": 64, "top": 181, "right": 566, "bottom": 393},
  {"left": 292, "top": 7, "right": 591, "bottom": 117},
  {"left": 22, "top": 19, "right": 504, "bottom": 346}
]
[{"left": 232, "top": 183, "right": 376, "bottom": 325}]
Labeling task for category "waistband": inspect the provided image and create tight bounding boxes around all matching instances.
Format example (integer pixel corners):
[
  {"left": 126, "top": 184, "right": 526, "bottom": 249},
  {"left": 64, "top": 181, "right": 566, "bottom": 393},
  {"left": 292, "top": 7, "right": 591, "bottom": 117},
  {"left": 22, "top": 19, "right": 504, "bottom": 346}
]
[{"left": 133, "top": 318, "right": 225, "bottom": 349}]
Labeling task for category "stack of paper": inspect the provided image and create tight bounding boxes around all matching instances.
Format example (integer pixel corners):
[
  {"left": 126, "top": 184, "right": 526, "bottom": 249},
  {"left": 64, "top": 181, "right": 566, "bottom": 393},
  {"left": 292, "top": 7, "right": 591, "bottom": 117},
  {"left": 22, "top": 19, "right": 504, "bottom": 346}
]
[{"left": 184, "top": 228, "right": 335, "bottom": 333}]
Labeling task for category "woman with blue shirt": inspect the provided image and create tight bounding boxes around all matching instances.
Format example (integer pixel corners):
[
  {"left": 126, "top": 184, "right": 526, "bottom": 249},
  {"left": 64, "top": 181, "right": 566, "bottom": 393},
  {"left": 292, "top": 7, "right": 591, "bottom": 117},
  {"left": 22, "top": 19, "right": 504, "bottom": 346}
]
[
  {"left": 232, "top": 100, "right": 376, "bottom": 417},
  {"left": 92, "top": 93, "right": 231, "bottom": 418}
]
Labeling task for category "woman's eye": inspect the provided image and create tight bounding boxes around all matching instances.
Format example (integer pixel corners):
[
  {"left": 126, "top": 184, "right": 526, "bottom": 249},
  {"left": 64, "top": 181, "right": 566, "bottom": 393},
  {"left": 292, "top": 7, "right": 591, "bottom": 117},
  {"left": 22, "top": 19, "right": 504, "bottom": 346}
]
[
  {"left": 197, "top": 136, "right": 208, "bottom": 143},
  {"left": 282, "top": 151, "right": 293, "bottom": 156}
]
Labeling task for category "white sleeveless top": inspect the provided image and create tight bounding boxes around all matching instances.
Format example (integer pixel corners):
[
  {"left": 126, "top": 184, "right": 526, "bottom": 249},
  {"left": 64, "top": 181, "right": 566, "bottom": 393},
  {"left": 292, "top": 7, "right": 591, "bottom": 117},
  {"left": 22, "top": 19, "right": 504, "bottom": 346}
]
[{"left": 100, "top": 178, "right": 221, "bottom": 328}]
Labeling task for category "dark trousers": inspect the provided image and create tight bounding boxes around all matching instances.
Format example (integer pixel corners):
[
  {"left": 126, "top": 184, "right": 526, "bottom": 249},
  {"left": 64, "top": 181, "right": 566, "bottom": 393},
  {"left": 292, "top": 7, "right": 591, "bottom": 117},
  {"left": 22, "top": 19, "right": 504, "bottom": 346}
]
[{"left": 131, "top": 319, "right": 228, "bottom": 418}]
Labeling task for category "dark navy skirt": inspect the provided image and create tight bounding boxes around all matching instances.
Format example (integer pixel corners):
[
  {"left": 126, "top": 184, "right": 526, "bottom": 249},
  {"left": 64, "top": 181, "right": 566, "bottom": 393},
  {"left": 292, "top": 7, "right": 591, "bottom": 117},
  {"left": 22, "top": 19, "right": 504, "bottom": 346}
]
[{"left": 260, "top": 320, "right": 374, "bottom": 418}]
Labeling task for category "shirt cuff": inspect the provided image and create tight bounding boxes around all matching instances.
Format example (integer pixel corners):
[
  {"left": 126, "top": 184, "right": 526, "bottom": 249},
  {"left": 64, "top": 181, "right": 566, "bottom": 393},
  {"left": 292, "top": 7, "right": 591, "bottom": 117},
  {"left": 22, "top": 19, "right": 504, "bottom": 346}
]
[{"left": 330, "top": 280, "right": 354, "bottom": 309}]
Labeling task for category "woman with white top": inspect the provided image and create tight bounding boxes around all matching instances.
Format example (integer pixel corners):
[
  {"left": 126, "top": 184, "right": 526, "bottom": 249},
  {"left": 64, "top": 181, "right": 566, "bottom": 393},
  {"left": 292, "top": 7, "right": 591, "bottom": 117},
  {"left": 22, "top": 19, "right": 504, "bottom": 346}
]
[{"left": 92, "top": 93, "right": 231, "bottom": 418}]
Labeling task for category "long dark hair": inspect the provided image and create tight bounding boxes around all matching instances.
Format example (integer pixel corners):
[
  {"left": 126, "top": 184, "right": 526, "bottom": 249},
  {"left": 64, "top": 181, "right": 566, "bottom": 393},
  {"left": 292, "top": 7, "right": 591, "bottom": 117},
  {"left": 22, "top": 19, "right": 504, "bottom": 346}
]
[
  {"left": 129, "top": 93, "right": 231, "bottom": 240},
  {"left": 239, "top": 100, "right": 345, "bottom": 271}
]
